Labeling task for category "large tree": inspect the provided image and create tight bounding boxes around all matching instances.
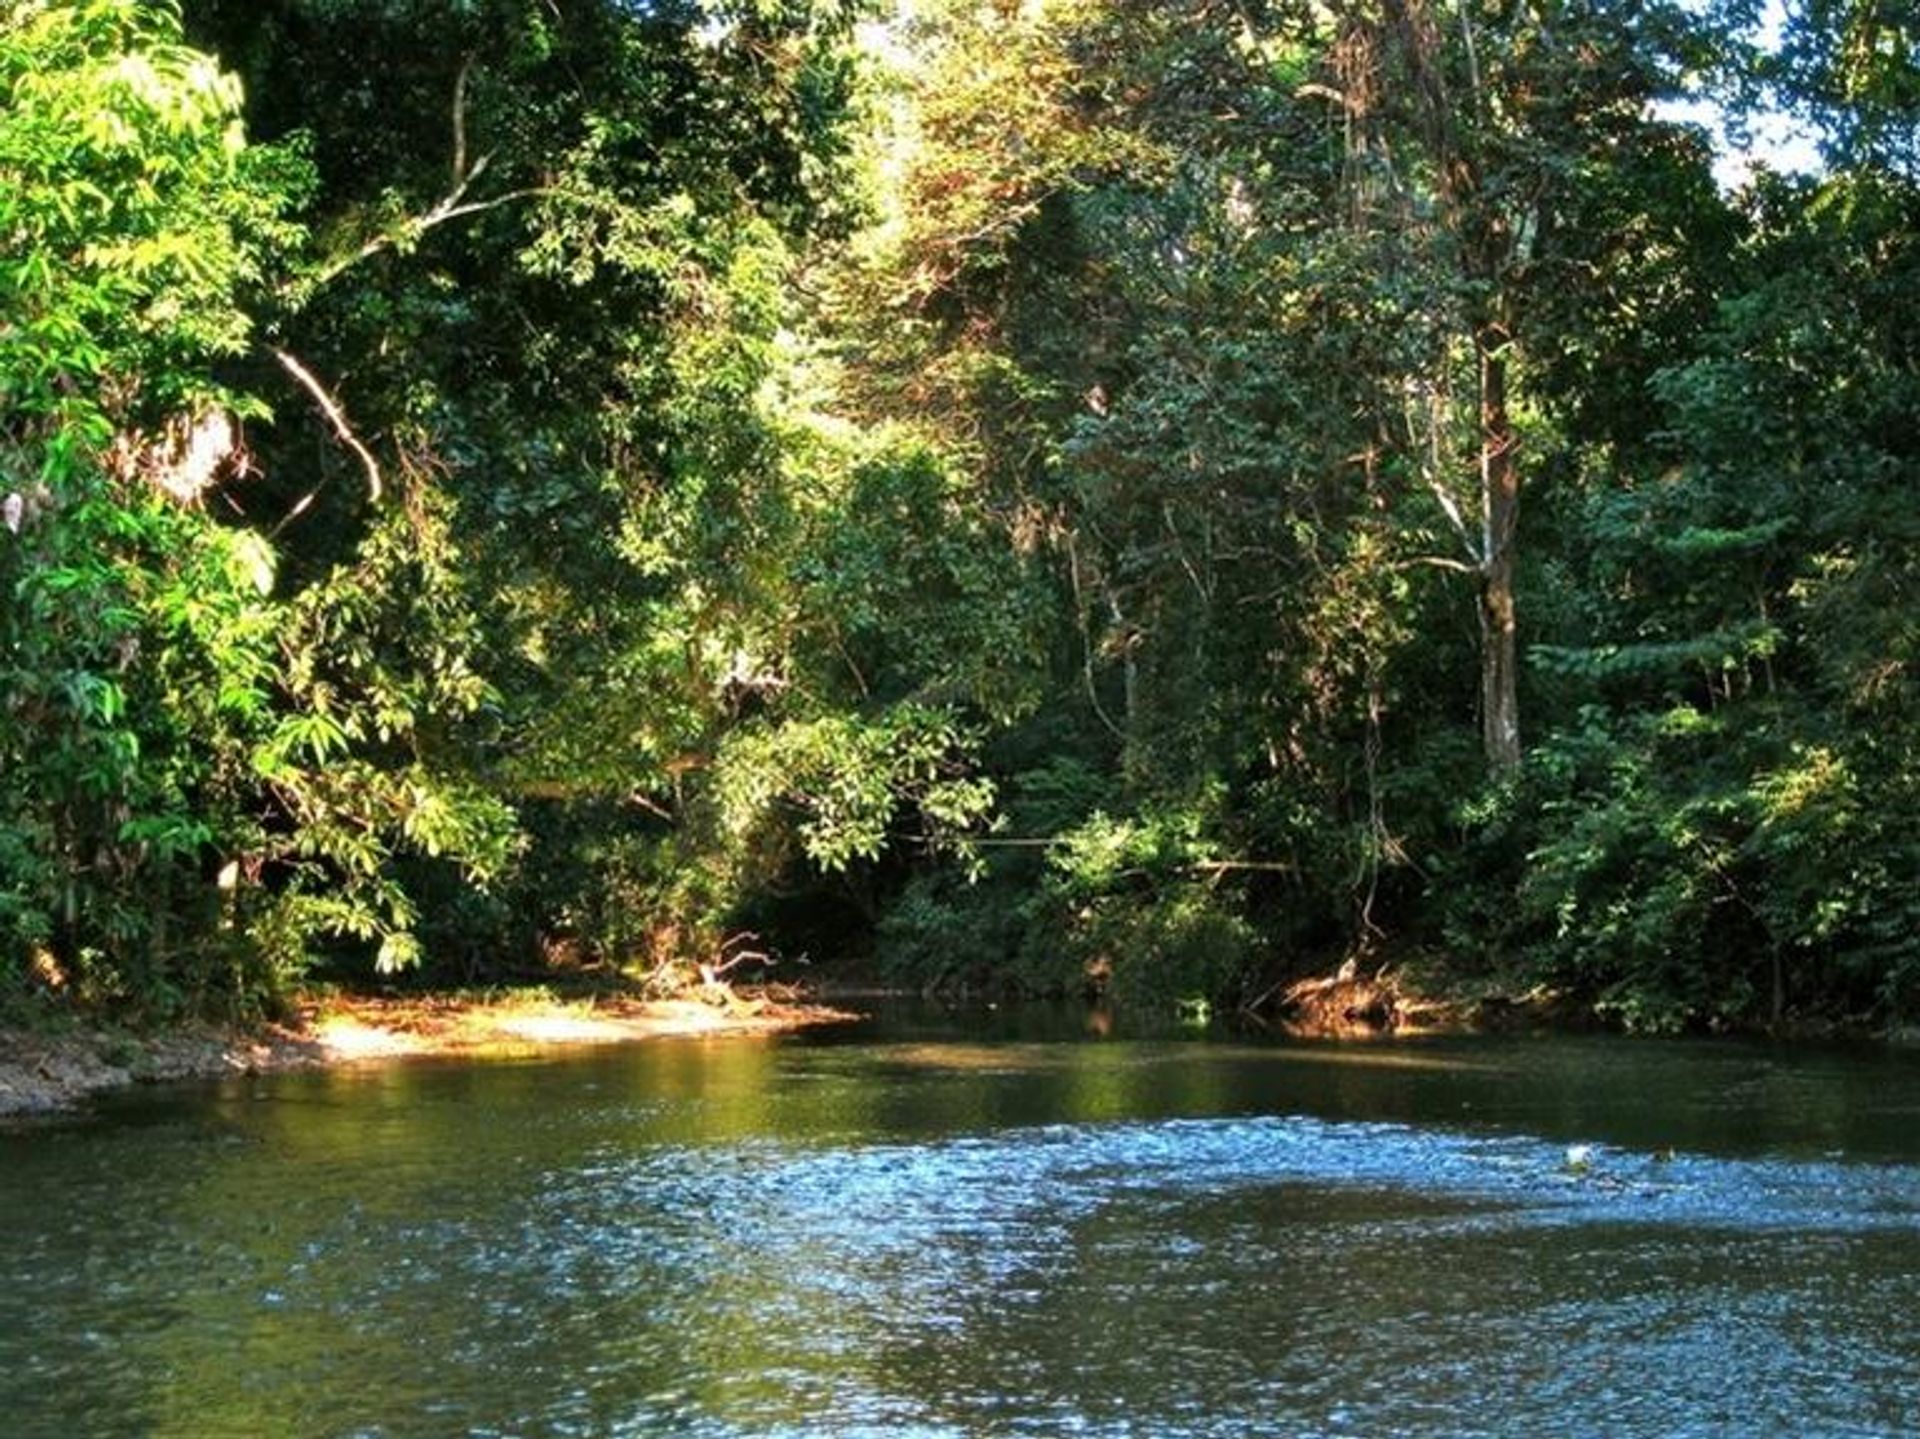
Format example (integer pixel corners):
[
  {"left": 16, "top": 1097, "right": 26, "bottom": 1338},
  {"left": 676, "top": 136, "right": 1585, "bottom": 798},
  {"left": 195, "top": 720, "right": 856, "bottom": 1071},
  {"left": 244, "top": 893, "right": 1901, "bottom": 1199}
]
[{"left": 1318, "top": 0, "right": 1731, "bottom": 770}]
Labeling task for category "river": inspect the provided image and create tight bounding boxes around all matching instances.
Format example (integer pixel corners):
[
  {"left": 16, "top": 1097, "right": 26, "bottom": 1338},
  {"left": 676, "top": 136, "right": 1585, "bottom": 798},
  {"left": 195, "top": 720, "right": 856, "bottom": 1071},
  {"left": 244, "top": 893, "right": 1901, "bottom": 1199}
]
[{"left": 5, "top": 1004, "right": 1920, "bottom": 1437}]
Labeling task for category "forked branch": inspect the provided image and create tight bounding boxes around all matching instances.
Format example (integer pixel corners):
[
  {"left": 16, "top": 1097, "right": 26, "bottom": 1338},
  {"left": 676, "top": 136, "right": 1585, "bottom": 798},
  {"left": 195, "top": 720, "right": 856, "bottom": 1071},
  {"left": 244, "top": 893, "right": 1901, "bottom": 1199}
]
[{"left": 296, "top": 57, "right": 545, "bottom": 296}]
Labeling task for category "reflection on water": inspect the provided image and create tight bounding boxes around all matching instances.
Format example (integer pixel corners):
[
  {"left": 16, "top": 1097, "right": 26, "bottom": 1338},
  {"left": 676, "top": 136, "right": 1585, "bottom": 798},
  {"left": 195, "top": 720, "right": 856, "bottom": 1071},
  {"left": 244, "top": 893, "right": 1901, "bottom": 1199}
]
[{"left": 4, "top": 1009, "right": 1920, "bottom": 1436}]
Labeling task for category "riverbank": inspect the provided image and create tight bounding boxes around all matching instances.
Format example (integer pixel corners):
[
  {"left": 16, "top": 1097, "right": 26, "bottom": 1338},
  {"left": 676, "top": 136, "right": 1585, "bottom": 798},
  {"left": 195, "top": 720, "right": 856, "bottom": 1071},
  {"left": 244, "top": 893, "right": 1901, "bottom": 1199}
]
[
  {"left": 1263, "top": 952, "right": 1889, "bottom": 1042},
  {"left": 0, "top": 988, "right": 858, "bottom": 1118}
]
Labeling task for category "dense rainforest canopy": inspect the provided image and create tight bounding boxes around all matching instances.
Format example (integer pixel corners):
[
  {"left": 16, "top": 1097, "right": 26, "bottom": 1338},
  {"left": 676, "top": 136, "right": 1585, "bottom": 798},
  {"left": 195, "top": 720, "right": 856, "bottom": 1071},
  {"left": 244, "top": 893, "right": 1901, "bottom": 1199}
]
[{"left": 1, "top": 0, "right": 1915, "bottom": 1032}]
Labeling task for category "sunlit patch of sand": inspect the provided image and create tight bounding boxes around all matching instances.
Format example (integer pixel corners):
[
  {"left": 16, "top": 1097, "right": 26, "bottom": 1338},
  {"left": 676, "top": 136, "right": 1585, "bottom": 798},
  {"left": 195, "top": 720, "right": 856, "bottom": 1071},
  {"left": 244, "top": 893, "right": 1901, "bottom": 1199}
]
[
  {"left": 0, "top": 993, "right": 855, "bottom": 1115},
  {"left": 487, "top": 1013, "right": 642, "bottom": 1044},
  {"left": 303, "top": 993, "right": 855, "bottom": 1066},
  {"left": 310, "top": 1017, "right": 432, "bottom": 1059}
]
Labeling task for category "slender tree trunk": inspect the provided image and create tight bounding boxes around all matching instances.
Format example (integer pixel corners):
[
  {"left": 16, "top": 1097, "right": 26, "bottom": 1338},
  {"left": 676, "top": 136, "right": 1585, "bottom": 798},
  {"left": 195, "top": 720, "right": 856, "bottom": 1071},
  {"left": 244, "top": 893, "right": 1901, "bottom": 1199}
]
[
  {"left": 1106, "top": 583, "right": 1140, "bottom": 741},
  {"left": 1477, "top": 322, "right": 1521, "bottom": 770},
  {"left": 1373, "top": 0, "right": 1524, "bottom": 772}
]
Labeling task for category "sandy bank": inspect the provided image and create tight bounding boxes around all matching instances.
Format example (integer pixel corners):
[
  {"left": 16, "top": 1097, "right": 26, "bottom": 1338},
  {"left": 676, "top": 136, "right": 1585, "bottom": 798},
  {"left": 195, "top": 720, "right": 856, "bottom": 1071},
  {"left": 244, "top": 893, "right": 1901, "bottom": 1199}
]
[{"left": 0, "top": 991, "right": 857, "bottom": 1118}]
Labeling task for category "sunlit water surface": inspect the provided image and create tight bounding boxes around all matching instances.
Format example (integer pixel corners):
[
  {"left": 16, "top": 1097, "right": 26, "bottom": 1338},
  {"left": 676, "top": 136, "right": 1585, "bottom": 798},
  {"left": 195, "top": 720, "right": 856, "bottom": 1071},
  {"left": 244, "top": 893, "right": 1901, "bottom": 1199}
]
[{"left": 6, "top": 1006, "right": 1920, "bottom": 1437}]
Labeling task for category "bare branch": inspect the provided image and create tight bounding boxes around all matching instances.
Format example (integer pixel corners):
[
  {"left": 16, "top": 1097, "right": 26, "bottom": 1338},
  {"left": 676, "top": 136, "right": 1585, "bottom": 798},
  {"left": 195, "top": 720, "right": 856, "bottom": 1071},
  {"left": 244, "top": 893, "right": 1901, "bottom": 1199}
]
[
  {"left": 826, "top": 617, "right": 871, "bottom": 699},
  {"left": 301, "top": 167, "right": 545, "bottom": 293},
  {"left": 1425, "top": 471, "right": 1479, "bottom": 562},
  {"left": 1163, "top": 500, "right": 1212, "bottom": 606},
  {"left": 625, "top": 791, "right": 676, "bottom": 822},
  {"left": 1067, "top": 530, "right": 1128, "bottom": 743},
  {"left": 948, "top": 839, "right": 1295, "bottom": 874},
  {"left": 1457, "top": 0, "right": 1483, "bottom": 112},
  {"left": 424, "top": 187, "right": 545, "bottom": 228},
  {"left": 452, "top": 53, "right": 475, "bottom": 188},
  {"left": 268, "top": 486, "right": 320, "bottom": 538},
  {"left": 272, "top": 348, "right": 382, "bottom": 502},
  {"left": 1403, "top": 382, "right": 1481, "bottom": 566},
  {"left": 289, "top": 56, "right": 551, "bottom": 298},
  {"left": 1397, "top": 554, "right": 1480, "bottom": 575}
]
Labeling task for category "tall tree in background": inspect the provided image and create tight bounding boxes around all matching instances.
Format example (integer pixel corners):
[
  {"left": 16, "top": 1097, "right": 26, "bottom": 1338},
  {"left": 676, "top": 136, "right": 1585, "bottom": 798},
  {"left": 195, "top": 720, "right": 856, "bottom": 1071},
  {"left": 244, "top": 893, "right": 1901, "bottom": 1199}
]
[
  {"left": 1324, "top": 0, "right": 1727, "bottom": 771},
  {"left": 828, "top": 0, "right": 1745, "bottom": 993}
]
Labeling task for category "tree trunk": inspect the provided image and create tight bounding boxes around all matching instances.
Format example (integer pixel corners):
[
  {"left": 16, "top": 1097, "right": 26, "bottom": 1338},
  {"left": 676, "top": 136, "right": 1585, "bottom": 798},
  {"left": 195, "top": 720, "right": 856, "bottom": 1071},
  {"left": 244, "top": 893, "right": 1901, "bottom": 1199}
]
[
  {"left": 1478, "top": 323, "right": 1521, "bottom": 770},
  {"left": 1372, "top": 0, "right": 1523, "bottom": 773}
]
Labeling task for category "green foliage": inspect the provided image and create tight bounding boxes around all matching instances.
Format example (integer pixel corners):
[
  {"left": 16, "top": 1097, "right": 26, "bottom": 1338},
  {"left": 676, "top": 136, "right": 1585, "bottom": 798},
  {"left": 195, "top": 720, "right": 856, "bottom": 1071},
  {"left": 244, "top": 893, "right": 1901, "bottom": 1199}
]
[
  {"left": 169, "top": 0, "right": 885, "bottom": 989},
  {"left": 1763, "top": 0, "right": 1920, "bottom": 177},
  {"left": 1024, "top": 800, "right": 1260, "bottom": 1007},
  {"left": 875, "top": 770, "right": 1262, "bottom": 1008},
  {"left": 1447, "top": 702, "right": 1920, "bottom": 1035},
  {"left": 715, "top": 705, "right": 996, "bottom": 875},
  {"left": 3, "top": 0, "right": 1915, "bottom": 1033},
  {"left": 0, "top": 0, "right": 304, "bottom": 1010},
  {"left": 844, "top": 0, "right": 1920, "bottom": 1030},
  {"left": 1449, "top": 166, "right": 1920, "bottom": 1030}
]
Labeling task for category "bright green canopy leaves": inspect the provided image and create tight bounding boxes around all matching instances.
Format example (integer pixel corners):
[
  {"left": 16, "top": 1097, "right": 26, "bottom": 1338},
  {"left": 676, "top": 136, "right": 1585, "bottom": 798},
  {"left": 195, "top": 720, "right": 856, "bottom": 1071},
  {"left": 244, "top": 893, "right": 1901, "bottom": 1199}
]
[{"left": 0, "top": 0, "right": 303, "bottom": 1005}]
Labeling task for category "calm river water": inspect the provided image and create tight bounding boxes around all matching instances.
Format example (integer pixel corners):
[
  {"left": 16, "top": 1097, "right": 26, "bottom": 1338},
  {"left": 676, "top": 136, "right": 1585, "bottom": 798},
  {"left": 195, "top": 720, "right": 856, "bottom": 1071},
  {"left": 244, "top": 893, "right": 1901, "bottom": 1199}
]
[{"left": 6, "top": 1005, "right": 1920, "bottom": 1437}]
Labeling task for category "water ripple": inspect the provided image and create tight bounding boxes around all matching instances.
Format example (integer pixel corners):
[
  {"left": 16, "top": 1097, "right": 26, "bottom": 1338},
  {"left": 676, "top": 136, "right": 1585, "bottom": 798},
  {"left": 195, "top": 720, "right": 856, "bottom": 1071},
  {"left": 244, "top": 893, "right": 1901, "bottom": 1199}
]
[{"left": 8, "top": 1039, "right": 1920, "bottom": 1438}]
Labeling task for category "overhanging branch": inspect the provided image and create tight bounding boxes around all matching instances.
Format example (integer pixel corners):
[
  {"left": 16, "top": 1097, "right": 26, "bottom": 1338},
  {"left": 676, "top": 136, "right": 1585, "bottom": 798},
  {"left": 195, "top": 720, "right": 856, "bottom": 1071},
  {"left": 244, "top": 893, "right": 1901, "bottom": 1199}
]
[{"left": 272, "top": 348, "right": 382, "bottom": 502}]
